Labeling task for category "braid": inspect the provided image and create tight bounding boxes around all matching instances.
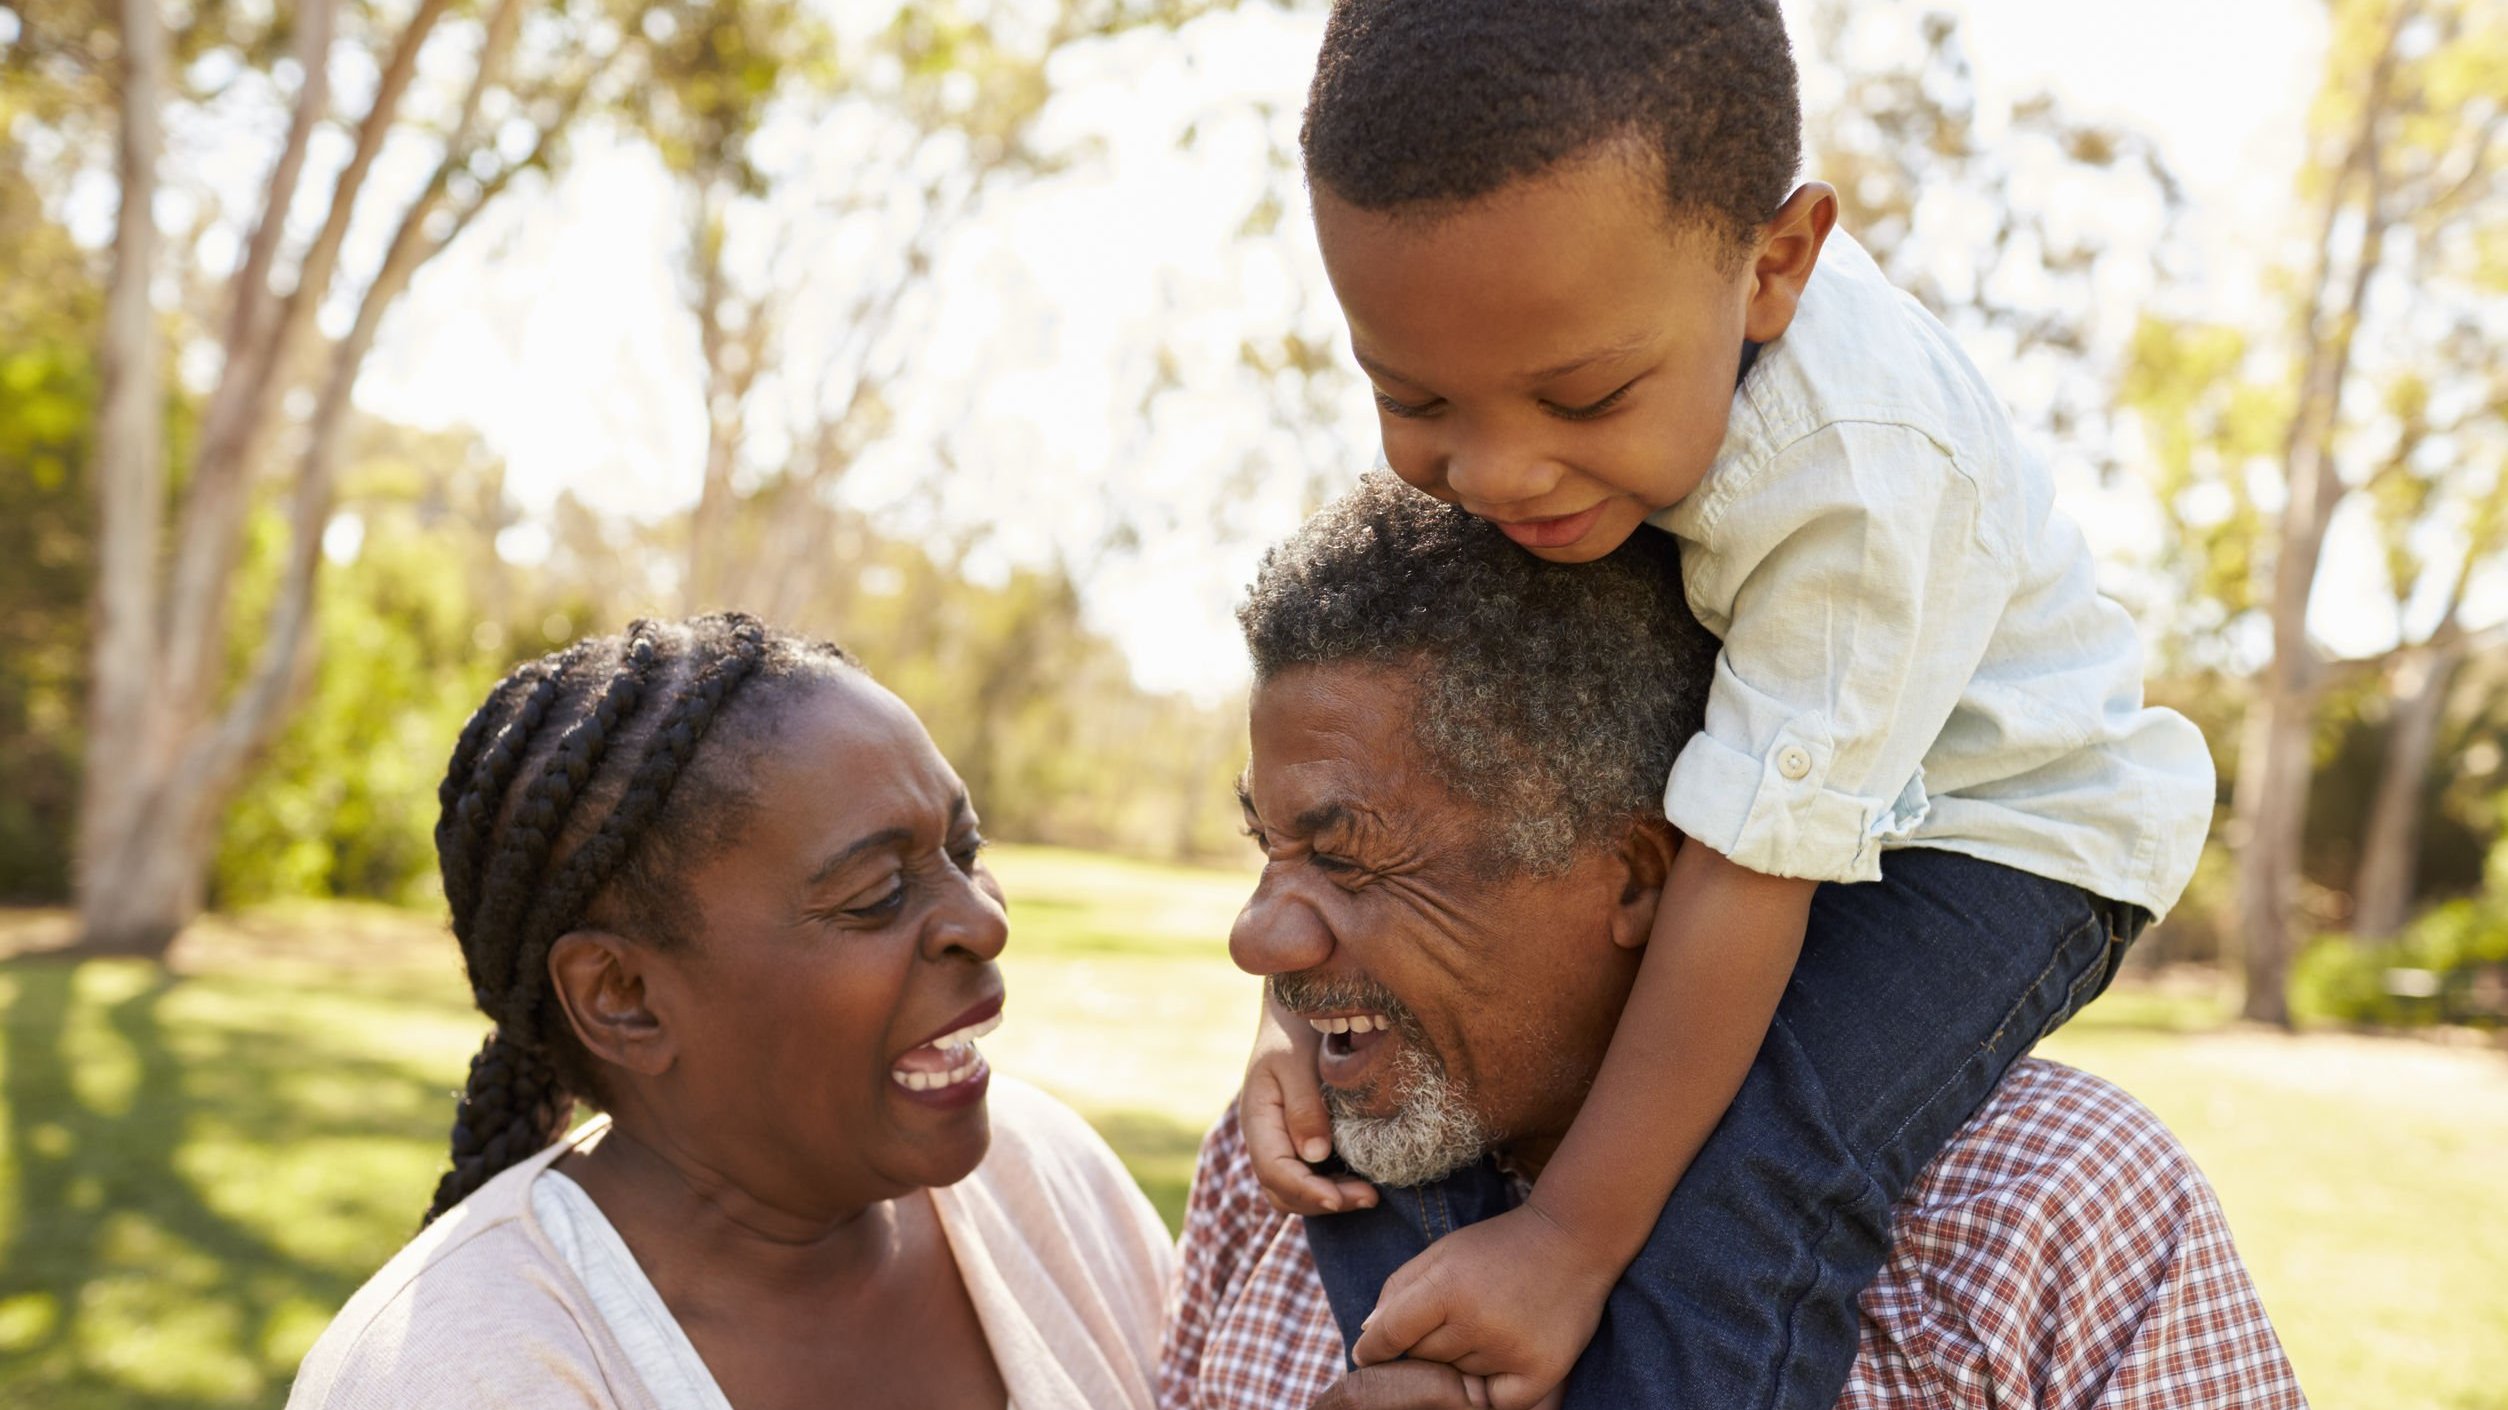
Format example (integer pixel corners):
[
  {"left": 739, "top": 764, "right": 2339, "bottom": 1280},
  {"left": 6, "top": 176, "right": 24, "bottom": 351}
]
[
  {"left": 505, "top": 619, "right": 769, "bottom": 1020},
  {"left": 422, "top": 1029, "right": 570, "bottom": 1225},
  {"left": 419, "top": 614, "right": 814, "bottom": 1226},
  {"left": 463, "top": 628, "right": 660, "bottom": 1015},
  {"left": 435, "top": 650, "right": 577, "bottom": 929}
]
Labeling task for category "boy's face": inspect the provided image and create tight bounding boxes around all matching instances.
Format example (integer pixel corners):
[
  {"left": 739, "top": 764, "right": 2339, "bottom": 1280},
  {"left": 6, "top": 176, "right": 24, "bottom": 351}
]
[{"left": 1315, "top": 154, "right": 1832, "bottom": 563}]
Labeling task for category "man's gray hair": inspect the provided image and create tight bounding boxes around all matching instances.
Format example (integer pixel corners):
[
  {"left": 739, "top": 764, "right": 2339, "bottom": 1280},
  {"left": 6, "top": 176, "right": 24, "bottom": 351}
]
[{"left": 1238, "top": 472, "right": 1718, "bottom": 874}]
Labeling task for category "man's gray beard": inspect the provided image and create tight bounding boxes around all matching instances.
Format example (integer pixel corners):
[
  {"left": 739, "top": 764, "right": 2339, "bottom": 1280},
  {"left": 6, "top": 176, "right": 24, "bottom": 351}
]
[{"left": 1323, "top": 1038, "right": 1487, "bottom": 1188}]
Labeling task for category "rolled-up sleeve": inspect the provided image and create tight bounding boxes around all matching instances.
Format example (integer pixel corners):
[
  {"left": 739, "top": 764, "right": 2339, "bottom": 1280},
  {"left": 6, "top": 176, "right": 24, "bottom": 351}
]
[{"left": 1663, "top": 420, "right": 2018, "bottom": 883}]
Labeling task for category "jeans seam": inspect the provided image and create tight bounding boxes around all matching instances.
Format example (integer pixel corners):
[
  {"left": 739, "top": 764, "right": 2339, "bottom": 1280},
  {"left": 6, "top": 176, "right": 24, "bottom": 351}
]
[
  {"left": 1762, "top": 1165, "right": 1887, "bottom": 1410},
  {"left": 1865, "top": 905, "right": 2101, "bottom": 1165}
]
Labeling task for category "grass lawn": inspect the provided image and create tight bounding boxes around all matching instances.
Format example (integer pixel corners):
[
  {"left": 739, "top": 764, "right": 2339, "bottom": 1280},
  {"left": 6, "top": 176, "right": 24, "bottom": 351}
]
[{"left": 1, "top": 843, "right": 2502, "bottom": 1408}]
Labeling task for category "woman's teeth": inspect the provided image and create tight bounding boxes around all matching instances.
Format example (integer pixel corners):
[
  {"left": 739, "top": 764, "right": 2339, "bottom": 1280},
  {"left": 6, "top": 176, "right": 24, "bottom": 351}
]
[
  {"left": 890, "top": 1011, "right": 1003, "bottom": 1091},
  {"left": 892, "top": 1051, "right": 987, "bottom": 1091},
  {"left": 1306, "top": 1013, "right": 1392, "bottom": 1035},
  {"left": 930, "top": 1012, "right": 1003, "bottom": 1050}
]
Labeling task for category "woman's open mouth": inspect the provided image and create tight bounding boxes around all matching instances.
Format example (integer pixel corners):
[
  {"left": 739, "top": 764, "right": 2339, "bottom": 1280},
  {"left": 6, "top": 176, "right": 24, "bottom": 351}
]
[{"left": 890, "top": 1004, "right": 1002, "bottom": 1108}]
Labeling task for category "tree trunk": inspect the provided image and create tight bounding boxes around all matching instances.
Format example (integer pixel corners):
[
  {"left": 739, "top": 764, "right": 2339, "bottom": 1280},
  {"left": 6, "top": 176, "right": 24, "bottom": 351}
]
[
  {"left": 77, "top": 0, "right": 171, "bottom": 953},
  {"left": 2234, "top": 9, "right": 2403, "bottom": 1026},
  {"left": 73, "top": 774, "right": 220, "bottom": 956},
  {"left": 72, "top": 0, "right": 581, "bottom": 960},
  {"left": 2233, "top": 669, "right": 2317, "bottom": 1025},
  {"left": 2353, "top": 642, "right": 2459, "bottom": 940}
]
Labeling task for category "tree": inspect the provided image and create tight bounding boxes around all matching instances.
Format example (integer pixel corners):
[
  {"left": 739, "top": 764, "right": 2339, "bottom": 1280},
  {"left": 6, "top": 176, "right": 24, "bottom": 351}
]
[
  {"left": 73, "top": 0, "right": 656, "bottom": 956},
  {"left": 2128, "top": 0, "right": 2505, "bottom": 1020}
]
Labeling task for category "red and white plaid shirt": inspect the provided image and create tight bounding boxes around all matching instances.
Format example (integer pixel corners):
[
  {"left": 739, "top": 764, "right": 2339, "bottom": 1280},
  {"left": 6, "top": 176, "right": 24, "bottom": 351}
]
[{"left": 1158, "top": 1059, "right": 2305, "bottom": 1409}]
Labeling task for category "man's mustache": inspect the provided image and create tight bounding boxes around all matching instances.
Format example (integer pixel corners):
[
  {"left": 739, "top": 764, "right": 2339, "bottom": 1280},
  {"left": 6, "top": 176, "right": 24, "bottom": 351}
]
[{"left": 1269, "top": 972, "right": 1424, "bottom": 1042}]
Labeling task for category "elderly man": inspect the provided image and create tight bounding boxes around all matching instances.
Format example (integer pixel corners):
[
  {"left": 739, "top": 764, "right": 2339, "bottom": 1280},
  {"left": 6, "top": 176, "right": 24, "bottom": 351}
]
[{"left": 1159, "top": 475, "right": 2303, "bottom": 1410}]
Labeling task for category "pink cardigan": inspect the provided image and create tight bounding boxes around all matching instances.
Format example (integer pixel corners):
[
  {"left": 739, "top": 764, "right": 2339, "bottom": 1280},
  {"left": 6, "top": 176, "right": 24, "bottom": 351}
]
[{"left": 289, "top": 1079, "right": 1174, "bottom": 1409}]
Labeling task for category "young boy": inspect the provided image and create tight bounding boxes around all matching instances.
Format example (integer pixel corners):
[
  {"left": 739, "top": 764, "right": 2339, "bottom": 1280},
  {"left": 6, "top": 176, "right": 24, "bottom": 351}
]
[{"left": 1238, "top": 3, "right": 2216, "bottom": 1407}]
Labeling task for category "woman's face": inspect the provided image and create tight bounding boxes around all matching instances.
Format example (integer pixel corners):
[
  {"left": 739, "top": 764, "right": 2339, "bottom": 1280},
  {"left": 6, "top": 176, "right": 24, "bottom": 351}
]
[{"left": 636, "top": 670, "right": 1009, "bottom": 1211}]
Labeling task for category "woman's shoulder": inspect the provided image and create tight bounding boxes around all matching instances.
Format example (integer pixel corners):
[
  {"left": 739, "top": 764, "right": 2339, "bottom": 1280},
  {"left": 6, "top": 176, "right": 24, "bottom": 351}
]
[
  {"left": 287, "top": 1140, "right": 641, "bottom": 1410},
  {"left": 955, "top": 1076, "right": 1173, "bottom": 1272},
  {"left": 974, "top": 1078, "right": 1158, "bottom": 1214}
]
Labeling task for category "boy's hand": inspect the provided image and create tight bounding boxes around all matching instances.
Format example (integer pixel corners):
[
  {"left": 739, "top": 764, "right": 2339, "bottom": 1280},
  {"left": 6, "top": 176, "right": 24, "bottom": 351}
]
[
  {"left": 1241, "top": 992, "right": 1377, "bottom": 1216},
  {"left": 1349, "top": 1204, "right": 1610, "bottom": 1410}
]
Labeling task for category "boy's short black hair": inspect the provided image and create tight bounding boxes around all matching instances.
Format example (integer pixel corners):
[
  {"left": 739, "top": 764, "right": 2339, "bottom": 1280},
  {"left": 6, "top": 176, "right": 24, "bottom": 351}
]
[{"left": 1301, "top": 0, "right": 1801, "bottom": 249}]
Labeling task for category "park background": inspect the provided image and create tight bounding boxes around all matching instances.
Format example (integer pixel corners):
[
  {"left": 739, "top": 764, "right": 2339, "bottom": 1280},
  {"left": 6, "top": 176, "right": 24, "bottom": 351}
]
[{"left": 1, "top": 0, "right": 2504, "bottom": 1404}]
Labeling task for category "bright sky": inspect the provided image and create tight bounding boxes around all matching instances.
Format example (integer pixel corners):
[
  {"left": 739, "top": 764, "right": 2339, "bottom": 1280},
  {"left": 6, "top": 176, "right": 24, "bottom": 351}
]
[{"left": 354, "top": 0, "right": 2339, "bottom": 698}]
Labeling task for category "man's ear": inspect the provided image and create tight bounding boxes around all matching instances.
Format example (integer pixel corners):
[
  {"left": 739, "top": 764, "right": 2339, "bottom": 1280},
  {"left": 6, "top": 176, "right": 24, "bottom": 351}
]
[
  {"left": 1608, "top": 819, "right": 1682, "bottom": 952},
  {"left": 1742, "top": 182, "right": 1838, "bottom": 344},
  {"left": 548, "top": 931, "right": 674, "bottom": 1078}
]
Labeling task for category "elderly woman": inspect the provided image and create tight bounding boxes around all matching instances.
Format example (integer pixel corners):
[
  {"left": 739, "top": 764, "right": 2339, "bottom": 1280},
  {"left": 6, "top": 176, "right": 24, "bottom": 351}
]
[{"left": 290, "top": 615, "right": 1170, "bottom": 1410}]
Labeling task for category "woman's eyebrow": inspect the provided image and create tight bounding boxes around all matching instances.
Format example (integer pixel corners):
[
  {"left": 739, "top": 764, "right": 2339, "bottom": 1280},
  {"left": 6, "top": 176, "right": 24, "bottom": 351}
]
[{"left": 808, "top": 828, "right": 912, "bottom": 886}]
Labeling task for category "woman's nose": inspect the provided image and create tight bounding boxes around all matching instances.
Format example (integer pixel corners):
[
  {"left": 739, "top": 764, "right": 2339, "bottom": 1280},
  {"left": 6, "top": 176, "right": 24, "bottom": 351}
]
[
  {"left": 1228, "top": 872, "right": 1333, "bottom": 978},
  {"left": 928, "top": 867, "right": 1010, "bottom": 962}
]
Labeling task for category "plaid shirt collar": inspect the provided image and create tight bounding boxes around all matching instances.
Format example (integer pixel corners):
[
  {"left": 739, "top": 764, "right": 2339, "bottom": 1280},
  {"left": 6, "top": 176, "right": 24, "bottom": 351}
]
[{"left": 1157, "top": 1059, "right": 2306, "bottom": 1410}]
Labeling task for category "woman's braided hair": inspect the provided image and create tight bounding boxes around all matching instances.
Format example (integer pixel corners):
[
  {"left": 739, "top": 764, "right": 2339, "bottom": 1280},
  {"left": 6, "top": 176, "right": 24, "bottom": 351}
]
[{"left": 421, "top": 613, "right": 852, "bottom": 1224}]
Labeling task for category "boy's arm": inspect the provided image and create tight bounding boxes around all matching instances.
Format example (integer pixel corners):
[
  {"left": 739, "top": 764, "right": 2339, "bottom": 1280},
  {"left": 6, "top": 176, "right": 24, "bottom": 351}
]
[
  {"left": 1523, "top": 841, "right": 1813, "bottom": 1265},
  {"left": 1350, "top": 842, "right": 1811, "bottom": 1407}
]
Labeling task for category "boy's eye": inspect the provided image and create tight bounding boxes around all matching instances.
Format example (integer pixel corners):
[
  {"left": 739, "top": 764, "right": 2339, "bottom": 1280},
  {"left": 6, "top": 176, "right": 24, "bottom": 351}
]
[
  {"left": 1544, "top": 379, "right": 1636, "bottom": 422},
  {"left": 1373, "top": 389, "right": 1441, "bottom": 419}
]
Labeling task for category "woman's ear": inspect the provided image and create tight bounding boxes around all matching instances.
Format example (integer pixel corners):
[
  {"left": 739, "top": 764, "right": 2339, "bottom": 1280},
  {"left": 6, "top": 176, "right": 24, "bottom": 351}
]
[
  {"left": 1609, "top": 819, "right": 1683, "bottom": 952},
  {"left": 548, "top": 931, "right": 674, "bottom": 1078},
  {"left": 1743, "top": 181, "right": 1838, "bottom": 344}
]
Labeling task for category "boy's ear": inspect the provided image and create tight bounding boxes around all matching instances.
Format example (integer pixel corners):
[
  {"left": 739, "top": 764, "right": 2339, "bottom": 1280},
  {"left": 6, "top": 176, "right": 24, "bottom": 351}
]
[
  {"left": 548, "top": 931, "right": 675, "bottom": 1078},
  {"left": 1743, "top": 182, "right": 1839, "bottom": 344},
  {"left": 1608, "top": 819, "right": 1683, "bottom": 951}
]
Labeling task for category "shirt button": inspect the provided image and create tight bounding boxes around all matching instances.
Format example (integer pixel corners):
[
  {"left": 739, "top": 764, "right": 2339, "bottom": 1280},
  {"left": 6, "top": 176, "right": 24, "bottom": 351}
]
[{"left": 1777, "top": 746, "right": 1813, "bottom": 781}]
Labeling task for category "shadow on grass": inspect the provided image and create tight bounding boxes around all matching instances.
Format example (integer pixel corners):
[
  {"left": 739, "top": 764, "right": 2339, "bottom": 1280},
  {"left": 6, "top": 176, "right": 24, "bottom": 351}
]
[{"left": 0, "top": 958, "right": 447, "bottom": 1410}]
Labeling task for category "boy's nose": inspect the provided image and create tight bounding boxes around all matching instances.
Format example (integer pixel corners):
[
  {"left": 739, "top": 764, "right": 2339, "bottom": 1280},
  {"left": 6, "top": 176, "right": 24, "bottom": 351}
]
[{"left": 1442, "top": 439, "right": 1563, "bottom": 512}]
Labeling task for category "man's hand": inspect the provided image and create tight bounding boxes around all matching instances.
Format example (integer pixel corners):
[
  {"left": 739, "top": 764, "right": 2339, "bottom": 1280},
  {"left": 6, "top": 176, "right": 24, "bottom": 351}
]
[
  {"left": 1348, "top": 1203, "right": 1610, "bottom": 1410},
  {"left": 1242, "top": 992, "right": 1377, "bottom": 1215}
]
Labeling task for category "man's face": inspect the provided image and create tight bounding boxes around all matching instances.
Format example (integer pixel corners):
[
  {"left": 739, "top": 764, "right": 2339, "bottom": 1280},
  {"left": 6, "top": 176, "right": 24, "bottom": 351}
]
[
  {"left": 1229, "top": 661, "right": 1647, "bottom": 1181},
  {"left": 1312, "top": 152, "right": 1755, "bottom": 565}
]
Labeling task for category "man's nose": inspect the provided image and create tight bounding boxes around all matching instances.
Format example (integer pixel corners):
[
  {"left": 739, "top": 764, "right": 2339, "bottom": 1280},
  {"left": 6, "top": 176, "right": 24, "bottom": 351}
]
[{"left": 1228, "top": 871, "right": 1334, "bottom": 977}]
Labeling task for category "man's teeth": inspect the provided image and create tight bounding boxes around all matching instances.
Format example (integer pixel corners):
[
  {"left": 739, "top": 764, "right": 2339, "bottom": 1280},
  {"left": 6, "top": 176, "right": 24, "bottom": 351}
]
[{"left": 1305, "top": 1013, "right": 1393, "bottom": 1035}]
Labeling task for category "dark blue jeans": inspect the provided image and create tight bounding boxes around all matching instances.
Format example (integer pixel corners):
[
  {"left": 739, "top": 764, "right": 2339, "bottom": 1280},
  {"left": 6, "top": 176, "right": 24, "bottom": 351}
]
[{"left": 1304, "top": 848, "right": 2145, "bottom": 1409}]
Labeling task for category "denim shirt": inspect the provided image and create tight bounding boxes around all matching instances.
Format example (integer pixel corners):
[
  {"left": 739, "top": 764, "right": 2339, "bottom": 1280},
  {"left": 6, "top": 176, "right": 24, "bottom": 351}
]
[{"left": 1649, "top": 232, "right": 2212, "bottom": 916}]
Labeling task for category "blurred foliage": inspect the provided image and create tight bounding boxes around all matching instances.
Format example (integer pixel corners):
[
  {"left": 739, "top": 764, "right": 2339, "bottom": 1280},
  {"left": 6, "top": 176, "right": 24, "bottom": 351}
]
[
  {"left": 2295, "top": 825, "right": 2508, "bottom": 1028},
  {"left": 0, "top": 125, "right": 96, "bottom": 901}
]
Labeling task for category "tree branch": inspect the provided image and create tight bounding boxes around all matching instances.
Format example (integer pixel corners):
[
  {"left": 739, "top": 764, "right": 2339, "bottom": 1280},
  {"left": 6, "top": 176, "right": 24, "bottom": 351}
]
[{"left": 160, "top": 0, "right": 456, "bottom": 709}]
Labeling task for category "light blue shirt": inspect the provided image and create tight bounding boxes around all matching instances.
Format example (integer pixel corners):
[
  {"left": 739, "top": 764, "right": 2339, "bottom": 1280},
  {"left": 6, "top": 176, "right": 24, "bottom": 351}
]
[{"left": 1650, "top": 232, "right": 2211, "bottom": 917}]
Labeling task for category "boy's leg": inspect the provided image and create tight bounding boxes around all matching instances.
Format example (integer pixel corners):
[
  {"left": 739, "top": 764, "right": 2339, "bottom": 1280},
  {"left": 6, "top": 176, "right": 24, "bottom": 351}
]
[{"left": 1569, "top": 847, "right": 2129, "bottom": 1409}]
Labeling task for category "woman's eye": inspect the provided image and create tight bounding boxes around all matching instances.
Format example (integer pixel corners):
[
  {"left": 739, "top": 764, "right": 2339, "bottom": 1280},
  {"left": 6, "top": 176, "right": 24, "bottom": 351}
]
[
  {"left": 1546, "top": 381, "right": 1635, "bottom": 422},
  {"left": 1309, "top": 851, "right": 1359, "bottom": 875},
  {"left": 1373, "top": 389, "right": 1439, "bottom": 419},
  {"left": 949, "top": 835, "right": 988, "bottom": 871},
  {"left": 841, "top": 882, "right": 908, "bottom": 921},
  {"left": 1242, "top": 822, "right": 1270, "bottom": 850}
]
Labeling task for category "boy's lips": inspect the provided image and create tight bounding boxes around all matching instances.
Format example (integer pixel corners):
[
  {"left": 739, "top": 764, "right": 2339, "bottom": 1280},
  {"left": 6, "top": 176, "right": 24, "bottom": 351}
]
[{"left": 1489, "top": 502, "right": 1607, "bottom": 550}]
